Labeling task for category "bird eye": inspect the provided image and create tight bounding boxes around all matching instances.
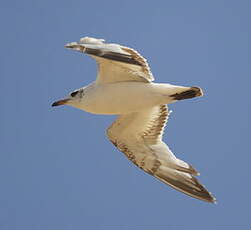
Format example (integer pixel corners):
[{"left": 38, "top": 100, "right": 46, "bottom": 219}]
[{"left": 70, "top": 91, "right": 78, "bottom": 97}]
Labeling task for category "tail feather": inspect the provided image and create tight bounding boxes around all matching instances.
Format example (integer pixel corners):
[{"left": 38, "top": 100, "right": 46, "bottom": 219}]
[
  {"left": 154, "top": 166, "right": 216, "bottom": 203},
  {"left": 170, "top": 86, "right": 203, "bottom": 101}
]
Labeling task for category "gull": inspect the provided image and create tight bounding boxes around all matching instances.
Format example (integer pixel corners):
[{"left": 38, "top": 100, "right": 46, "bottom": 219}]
[{"left": 52, "top": 37, "right": 216, "bottom": 203}]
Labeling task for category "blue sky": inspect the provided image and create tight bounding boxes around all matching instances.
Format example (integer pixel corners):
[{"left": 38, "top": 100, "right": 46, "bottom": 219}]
[{"left": 0, "top": 0, "right": 250, "bottom": 229}]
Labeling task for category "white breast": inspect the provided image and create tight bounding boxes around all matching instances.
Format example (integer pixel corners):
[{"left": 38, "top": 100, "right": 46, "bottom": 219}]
[{"left": 72, "top": 82, "right": 184, "bottom": 115}]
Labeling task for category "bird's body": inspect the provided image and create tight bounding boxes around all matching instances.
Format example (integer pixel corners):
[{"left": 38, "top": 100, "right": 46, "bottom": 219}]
[
  {"left": 52, "top": 37, "right": 216, "bottom": 203},
  {"left": 69, "top": 82, "right": 194, "bottom": 114}
]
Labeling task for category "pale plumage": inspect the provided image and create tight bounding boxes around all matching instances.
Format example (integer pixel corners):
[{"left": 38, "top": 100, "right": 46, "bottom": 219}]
[
  {"left": 65, "top": 37, "right": 154, "bottom": 83},
  {"left": 53, "top": 37, "right": 216, "bottom": 203}
]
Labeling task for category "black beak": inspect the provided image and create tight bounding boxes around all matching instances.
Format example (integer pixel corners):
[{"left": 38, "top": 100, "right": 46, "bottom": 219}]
[{"left": 51, "top": 99, "right": 70, "bottom": 107}]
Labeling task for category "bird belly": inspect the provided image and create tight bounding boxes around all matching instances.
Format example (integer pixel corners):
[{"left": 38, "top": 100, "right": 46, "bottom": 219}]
[{"left": 79, "top": 82, "right": 173, "bottom": 115}]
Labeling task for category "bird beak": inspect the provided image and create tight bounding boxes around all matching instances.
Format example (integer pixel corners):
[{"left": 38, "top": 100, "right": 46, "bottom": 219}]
[{"left": 52, "top": 98, "right": 71, "bottom": 107}]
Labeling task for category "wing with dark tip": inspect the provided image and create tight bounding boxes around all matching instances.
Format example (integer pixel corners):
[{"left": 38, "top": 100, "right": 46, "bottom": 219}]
[
  {"left": 106, "top": 105, "right": 216, "bottom": 203},
  {"left": 65, "top": 37, "right": 154, "bottom": 83}
]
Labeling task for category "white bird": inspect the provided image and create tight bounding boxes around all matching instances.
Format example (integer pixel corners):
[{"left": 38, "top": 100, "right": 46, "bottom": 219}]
[{"left": 52, "top": 37, "right": 216, "bottom": 203}]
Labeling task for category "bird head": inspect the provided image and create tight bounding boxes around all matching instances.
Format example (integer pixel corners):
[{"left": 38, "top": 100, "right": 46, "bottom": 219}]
[{"left": 52, "top": 89, "right": 84, "bottom": 107}]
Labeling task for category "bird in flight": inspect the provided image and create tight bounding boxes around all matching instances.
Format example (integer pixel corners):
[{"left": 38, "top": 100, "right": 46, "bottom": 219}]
[{"left": 52, "top": 37, "right": 216, "bottom": 203}]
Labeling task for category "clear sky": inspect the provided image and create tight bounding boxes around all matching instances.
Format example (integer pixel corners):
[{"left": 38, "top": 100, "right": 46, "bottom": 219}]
[{"left": 0, "top": 0, "right": 250, "bottom": 229}]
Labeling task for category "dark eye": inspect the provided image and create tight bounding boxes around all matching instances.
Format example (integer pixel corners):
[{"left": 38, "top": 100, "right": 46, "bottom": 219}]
[{"left": 70, "top": 91, "right": 78, "bottom": 97}]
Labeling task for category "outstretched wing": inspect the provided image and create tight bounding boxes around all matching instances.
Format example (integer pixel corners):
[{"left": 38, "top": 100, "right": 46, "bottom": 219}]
[
  {"left": 107, "top": 105, "right": 216, "bottom": 203},
  {"left": 65, "top": 37, "right": 154, "bottom": 84}
]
